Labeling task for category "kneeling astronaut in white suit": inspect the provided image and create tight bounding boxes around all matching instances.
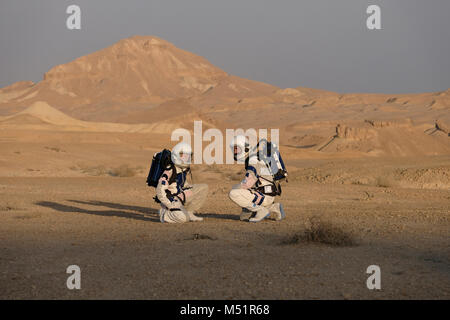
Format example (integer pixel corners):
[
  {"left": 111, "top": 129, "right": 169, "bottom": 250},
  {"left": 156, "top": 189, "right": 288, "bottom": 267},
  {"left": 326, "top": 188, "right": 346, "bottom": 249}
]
[
  {"left": 156, "top": 142, "right": 208, "bottom": 223},
  {"left": 228, "top": 135, "right": 286, "bottom": 222}
]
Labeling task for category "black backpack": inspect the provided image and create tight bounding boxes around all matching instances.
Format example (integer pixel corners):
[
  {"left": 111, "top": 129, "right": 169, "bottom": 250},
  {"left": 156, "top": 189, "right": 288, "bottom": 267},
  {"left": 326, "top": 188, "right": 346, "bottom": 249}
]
[{"left": 146, "top": 149, "right": 175, "bottom": 187}]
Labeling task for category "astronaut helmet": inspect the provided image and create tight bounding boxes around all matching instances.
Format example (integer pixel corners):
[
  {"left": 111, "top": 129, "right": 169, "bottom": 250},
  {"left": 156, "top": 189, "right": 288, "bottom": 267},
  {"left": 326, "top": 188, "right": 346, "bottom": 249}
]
[
  {"left": 171, "top": 142, "right": 193, "bottom": 169},
  {"left": 230, "top": 135, "right": 251, "bottom": 162}
]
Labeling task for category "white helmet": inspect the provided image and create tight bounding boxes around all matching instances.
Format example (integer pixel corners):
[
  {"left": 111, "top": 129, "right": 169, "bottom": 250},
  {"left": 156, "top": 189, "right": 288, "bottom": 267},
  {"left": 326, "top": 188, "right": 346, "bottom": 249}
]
[
  {"left": 230, "top": 135, "right": 251, "bottom": 161},
  {"left": 171, "top": 142, "right": 193, "bottom": 169}
]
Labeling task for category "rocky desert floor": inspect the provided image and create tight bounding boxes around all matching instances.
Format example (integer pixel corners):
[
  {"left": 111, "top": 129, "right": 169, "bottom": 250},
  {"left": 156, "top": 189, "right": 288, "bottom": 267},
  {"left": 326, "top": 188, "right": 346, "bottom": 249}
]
[{"left": 0, "top": 130, "right": 449, "bottom": 299}]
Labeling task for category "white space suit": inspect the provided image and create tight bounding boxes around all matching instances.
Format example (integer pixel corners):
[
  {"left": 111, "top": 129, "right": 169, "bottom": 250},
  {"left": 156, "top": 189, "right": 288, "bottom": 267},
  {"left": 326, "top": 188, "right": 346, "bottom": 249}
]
[
  {"left": 228, "top": 136, "right": 286, "bottom": 222},
  {"left": 156, "top": 142, "right": 208, "bottom": 223}
]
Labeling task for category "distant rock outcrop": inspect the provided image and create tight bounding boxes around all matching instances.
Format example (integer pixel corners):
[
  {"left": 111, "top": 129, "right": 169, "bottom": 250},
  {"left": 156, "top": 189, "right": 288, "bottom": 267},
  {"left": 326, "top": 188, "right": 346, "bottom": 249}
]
[
  {"left": 364, "top": 119, "right": 412, "bottom": 128},
  {"left": 435, "top": 119, "right": 450, "bottom": 136},
  {"left": 335, "top": 124, "right": 376, "bottom": 140}
]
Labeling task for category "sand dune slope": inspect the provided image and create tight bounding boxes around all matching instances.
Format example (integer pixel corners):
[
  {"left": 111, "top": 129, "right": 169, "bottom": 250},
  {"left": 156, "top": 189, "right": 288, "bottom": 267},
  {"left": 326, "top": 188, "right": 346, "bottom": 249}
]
[{"left": 0, "top": 101, "right": 189, "bottom": 134}]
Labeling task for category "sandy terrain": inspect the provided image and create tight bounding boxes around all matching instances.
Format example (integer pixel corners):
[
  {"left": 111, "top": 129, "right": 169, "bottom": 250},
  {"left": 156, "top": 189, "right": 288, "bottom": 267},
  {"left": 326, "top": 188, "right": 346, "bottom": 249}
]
[
  {"left": 0, "top": 35, "right": 449, "bottom": 299},
  {"left": 0, "top": 128, "right": 449, "bottom": 299}
]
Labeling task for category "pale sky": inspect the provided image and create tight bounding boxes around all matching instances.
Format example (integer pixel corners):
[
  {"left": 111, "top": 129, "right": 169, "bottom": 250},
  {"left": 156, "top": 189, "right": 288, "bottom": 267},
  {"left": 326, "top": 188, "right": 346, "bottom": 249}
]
[{"left": 0, "top": 0, "right": 449, "bottom": 93}]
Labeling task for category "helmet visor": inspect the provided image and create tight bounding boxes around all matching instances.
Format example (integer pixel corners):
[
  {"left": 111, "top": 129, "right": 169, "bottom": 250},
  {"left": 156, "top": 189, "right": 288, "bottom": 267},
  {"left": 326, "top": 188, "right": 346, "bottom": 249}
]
[
  {"left": 179, "top": 151, "right": 192, "bottom": 164},
  {"left": 233, "top": 146, "right": 242, "bottom": 157}
]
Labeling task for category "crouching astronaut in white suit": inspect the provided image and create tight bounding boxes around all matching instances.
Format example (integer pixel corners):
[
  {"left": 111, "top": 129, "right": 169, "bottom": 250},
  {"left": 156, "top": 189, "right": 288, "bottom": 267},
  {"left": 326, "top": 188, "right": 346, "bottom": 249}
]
[
  {"left": 228, "top": 135, "right": 286, "bottom": 222},
  {"left": 156, "top": 142, "right": 208, "bottom": 223}
]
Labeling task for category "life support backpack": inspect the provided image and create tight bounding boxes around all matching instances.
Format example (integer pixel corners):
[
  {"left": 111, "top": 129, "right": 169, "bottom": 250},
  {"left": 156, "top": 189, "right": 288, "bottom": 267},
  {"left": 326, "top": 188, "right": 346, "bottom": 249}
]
[
  {"left": 146, "top": 149, "right": 191, "bottom": 204},
  {"left": 146, "top": 149, "right": 175, "bottom": 187},
  {"left": 246, "top": 139, "right": 288, "bottom": 197},
  {"left": 257, "top": 139, "right": 288, "bottom": 182}
]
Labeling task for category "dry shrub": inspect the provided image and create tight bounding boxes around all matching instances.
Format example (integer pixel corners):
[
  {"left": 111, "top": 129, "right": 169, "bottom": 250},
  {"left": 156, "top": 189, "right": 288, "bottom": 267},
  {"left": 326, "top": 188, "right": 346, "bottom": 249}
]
[
  {"left": 45, "top": 146, "right": 65, "bottom": 153},
  {"left": 283, "top": 217, "right": 356, "bottom": 247},
  {"left": 375, "top": 176, "right": 396, "bottom": 188},
  {"left": 73, "top": 164, "right": 108, "bottom": 176},
  {"left": 229, "top": 170, "right": 243, "bottom": 181},
  {"left": 204, "top": 164, "right": 222, "bottom": 174},
  {"left": 108, "top": 164, "right": 136, "bottom": 177},
  {"left": 71, "top": 163, "right": 139, "bottom": 177},
  {"left": 0, "top": 205, "right": 15, "bottom": 211},
  {"left": 189, "top": 233, "right": 217, "bottom": 241}
]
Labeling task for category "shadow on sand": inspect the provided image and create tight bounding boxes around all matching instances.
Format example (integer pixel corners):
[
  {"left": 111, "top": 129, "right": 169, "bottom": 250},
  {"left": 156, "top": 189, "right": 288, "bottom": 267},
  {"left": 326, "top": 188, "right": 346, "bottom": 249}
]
[
  {"left": 199, "top": 212, "right": 240, "bottom": 221},
  {"left": 35, "top": 200, "right": 160, "bottom": 222},
  {"left": 35, "top": 199, "right": 240, "bottom": 222}
]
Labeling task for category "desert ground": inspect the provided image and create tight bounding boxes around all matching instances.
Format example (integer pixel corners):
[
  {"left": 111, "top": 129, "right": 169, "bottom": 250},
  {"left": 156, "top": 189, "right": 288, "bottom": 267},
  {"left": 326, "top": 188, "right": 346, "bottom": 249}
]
[
  {"left": 0, "top": 36, "right": 449, "bottom": 299},
  {"left": 0, "top": 128, "right": 449, "bottom": 299}
]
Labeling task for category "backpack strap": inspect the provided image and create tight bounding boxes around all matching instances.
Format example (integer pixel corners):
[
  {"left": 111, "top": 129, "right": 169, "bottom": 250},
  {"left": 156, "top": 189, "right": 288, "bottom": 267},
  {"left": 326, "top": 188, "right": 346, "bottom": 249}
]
[
  {"left": 166, "top": 164, "right": 177, "bottom": 185},
  {"left": 164, "top": 165, "right": 192, "bottom": 205},
  {"left": 245, "top": 157, "right": 259, "bottom": 178}
]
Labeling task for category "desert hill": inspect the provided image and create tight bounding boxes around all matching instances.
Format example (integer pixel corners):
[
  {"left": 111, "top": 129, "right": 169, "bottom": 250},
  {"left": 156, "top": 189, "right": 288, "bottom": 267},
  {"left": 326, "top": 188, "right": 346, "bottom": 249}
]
[
  {"left": 0, "top": 36, "right": 277, "bottom": 120},
  {"left": 0, "top": 35, "right": 448, "bottom": 124},
  {"left": 0, "top": 35, "right": 449, "bottom": 158}
]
